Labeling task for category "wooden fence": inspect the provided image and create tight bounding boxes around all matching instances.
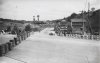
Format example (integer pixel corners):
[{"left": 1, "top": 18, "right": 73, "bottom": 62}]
[{"left": 57, "top": 33, "right": 100, "bottom": 41}]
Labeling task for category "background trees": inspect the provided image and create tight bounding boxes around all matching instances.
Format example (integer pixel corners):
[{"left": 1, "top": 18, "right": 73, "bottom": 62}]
[{"left": 25, "top": 24, "right": 32, "bottom": 32}]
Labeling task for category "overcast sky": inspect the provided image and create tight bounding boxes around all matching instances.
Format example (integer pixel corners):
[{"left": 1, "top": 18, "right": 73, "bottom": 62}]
[{"left": 0, "top": 0, "right": 100, "bottom": 21}]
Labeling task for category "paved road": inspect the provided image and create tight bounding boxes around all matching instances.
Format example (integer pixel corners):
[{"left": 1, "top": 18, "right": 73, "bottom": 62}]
[{"left": 0, "top": 28, "right": 100, "bottom": 63}]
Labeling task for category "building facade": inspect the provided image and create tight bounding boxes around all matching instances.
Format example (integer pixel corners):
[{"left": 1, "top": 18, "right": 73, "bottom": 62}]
[{"left": 71, "top": 18, "right": 87, "bottom": 34}]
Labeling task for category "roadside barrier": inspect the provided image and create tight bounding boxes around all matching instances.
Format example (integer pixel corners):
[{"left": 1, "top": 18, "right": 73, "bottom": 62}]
[
  {"left": 20, "top": 33, "right": 23, "bottom": 41},
  {"left": 7, "top": 42, "right": 12, "bottom": 51},
  {"left": 58, "top": 33, "right": 100, "bottom": 41},
  {"left": 10, "top": 40, "right": 15, "bottom": 48},
  {"left": 0, "top": 44, "right": 6, "bottom": 56},
  {"left": 0, "top": 31, "right": 31, "bottom": 57},
  {"left": 17, "top": 35, "right": 21, "bottom": 44},
  {"left": 14, "top": 38, "right": 18, "bottom": 45},
  {"left": 5, "top": 43, "right": 9, "bottom": 53}
]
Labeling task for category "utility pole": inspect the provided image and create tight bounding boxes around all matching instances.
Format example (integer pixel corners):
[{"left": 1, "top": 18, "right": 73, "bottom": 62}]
[
  {"left": 88, "top": 2, "right": 90, "bottom": 12},
  {"left": 82, "top": 10, "right": 85, "bottom": 35},
  {"left": 80, "top": 10, "right": 85, "bottom": 35},
  {"left": 87, "top": 2, "right": 93, "bottom": 34}
]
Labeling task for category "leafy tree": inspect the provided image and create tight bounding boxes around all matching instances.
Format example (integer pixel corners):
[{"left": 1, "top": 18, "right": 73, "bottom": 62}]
[
  {"left": 25, "top": 24, "right": 31, "bottom": 32},
  {"left": 11, "top": 25, "right": 19, "bottom": 35},
  {"left": 70, "top": 13, "right": 77, "bottom": 19},
  {"left": 6, "top": 26, "right": 11, "bottom": 32},
  {"left": 89, "top": 9, "right": 100, "bottom": 34}
]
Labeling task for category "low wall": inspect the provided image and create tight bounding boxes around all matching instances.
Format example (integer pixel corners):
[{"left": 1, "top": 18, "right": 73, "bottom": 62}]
[
  {"left": 57, "top": 33, "right": 100, "bottom": 41},
  {"left": 0, "top": 31, "right": 30, "bottom": 57}
]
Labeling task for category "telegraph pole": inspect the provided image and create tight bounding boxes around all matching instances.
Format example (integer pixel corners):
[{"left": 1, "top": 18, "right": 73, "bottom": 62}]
[
  {"left": 82, "top": 10, "right": 85, "bottom": 35},
  {"left": 87, "top": 2, "right": 93, "bottom": 34},
  {"left": 88, "top": 2, "right": 90, "bottom": 12},
  {"left": 80, "top": 10, "right": 85, "bottom": 35}
]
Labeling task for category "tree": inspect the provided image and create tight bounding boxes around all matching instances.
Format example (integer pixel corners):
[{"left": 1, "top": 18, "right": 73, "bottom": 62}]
[
  {"left": 25, "top": 24, "right": 31, "bottom": 32},
  {"left": 70, "top": 13, "right": 77, "bottom": 19},
  {"left": 89, "top": 9, "right": 100, "bottom": 35},
  {"left": 6, "top": 26, "right": 11, "bottom": 32},
  {"left": 11, "top": 25, "right": 19, "bottom": 35}
]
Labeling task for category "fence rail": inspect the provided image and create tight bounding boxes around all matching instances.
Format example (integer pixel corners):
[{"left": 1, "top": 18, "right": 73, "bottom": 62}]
[{"left": 57, "top": 33, "right": 100, "bottom": 41}]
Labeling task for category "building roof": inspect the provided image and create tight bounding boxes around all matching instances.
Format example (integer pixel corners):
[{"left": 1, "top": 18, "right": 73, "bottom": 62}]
[{"left": 71, "top": 18, "right": 87, "bottom": 22}]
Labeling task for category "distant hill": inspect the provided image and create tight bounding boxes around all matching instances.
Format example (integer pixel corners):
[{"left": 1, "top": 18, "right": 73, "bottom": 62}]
[{"left": 0, "top": 18, "right": 25, "bottom": 24}]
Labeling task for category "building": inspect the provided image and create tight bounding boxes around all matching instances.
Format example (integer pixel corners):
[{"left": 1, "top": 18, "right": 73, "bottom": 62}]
[
  {"left": 71, "top": 18, "right": 87, "bottom": 34},
  {"left": 54, "top": 19, "right": 72, "bottom": 35},
  {"left": 89, "top": 9, "right": 100, "bottom": 35}
]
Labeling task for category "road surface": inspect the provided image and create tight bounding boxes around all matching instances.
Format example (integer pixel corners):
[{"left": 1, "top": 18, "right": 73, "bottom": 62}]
[{"left": 0, "top": 28, "right": 100, "bottom": 63}]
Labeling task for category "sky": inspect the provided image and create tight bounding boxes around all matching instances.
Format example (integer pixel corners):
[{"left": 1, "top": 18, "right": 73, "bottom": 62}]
[{"left": 0, "top": 0, "right": 100, "bottom": 21}]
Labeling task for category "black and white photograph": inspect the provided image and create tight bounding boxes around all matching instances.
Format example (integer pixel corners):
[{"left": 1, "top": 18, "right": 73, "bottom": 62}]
[{"left": 0, "top": 0, "right": 100, "bottom": 63}]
